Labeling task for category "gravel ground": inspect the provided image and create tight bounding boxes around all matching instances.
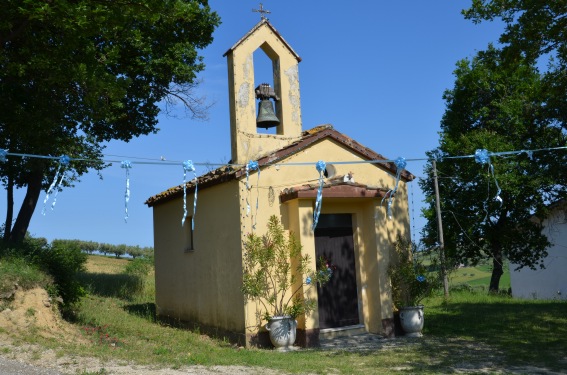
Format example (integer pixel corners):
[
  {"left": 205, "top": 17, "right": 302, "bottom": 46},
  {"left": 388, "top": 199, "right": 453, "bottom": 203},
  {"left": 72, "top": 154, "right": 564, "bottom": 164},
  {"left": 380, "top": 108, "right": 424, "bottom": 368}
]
[
  {"left": 0, "top": 339, "right": 287, "bottom": 375},
  {"left": 2, "top": 335, "right": 566, "bottom": 375},
  {"left": 0, "top": 356, "right": 62, "bottom": 375}
]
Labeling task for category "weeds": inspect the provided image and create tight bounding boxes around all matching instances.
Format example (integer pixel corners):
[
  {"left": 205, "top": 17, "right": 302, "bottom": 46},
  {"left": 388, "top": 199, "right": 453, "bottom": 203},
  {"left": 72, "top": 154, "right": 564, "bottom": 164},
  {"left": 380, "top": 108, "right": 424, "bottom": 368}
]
[
  {"left": 81, "top": 325, "right": 125, "bottom": 348},
  {"left": 0, "top": 257, "right": 53, "bottom": 295}
]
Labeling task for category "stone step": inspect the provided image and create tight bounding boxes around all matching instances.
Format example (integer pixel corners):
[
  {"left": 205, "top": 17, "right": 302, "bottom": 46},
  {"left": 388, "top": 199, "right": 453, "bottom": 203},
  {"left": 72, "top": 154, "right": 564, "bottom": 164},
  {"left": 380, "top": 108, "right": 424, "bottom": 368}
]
[{"left": 319, "top": 324, "right": 367, "bottom": 340}]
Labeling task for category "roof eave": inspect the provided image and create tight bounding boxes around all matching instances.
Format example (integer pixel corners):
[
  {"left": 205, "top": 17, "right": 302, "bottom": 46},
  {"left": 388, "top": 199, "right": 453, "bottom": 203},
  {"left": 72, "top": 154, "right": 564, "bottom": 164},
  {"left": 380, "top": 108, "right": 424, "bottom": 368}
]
[{"left": 223, "top": 19, "right": 302, "bottom": 62}]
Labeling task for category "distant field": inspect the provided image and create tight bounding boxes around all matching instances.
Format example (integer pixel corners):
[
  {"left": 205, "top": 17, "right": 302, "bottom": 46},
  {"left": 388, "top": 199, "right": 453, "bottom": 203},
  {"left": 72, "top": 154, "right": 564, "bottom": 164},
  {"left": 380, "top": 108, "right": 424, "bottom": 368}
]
[
  {"left": 85, "top": 254, "right": 130, "bottom": 274},
  {"left": 449, "top": 263, "right": 511, "bottom": 290}
]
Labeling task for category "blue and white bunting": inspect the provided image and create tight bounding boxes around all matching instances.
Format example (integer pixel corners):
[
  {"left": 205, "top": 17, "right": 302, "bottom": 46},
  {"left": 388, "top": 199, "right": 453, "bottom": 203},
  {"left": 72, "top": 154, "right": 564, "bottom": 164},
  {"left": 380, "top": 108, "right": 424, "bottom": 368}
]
[
  {"left": 42, "top": 155, "right": 70, "bottom": 215},
  {"left": 121, "top": 160, "right": 132, "bottom": 222},
  {"left": 246, "top": 160, "right": 260, "bottom": 229},
  {"left": 381, "top": 156, "right": 407, "bottom": 219},
  {"left": 312, "top": 160, "right": 326, "bottom": 230},
  {"left": 182, "top": 160, "right": 198, "bottom": 229},
  {"left": 475, "top": 148, "right": 503, "bottom": 206}
]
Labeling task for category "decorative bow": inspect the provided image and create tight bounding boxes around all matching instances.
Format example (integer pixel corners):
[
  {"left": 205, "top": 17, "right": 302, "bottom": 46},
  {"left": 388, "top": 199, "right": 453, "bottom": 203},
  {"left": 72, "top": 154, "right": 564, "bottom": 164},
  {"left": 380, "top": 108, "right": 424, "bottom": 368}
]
[
  {"left": 246, "top": 160, "right": 260, "bottom": 230},
  {"left": 312, "top": 160, "right": 326, "bottom": 230},
  {"left": 182, "top": 160, "right": 198, "bottom": 229},
  {"left": 42, "top": 155, "right": 70, "bottom": 215},
  {"left": 381, "top": 157, "right": 407, "bottom": 219},
  {"left": 121, "top": 160, "right": 132, "bottom": 222},
  {"left": 475, "top": 149, "right": 503, "bottom": 219}
]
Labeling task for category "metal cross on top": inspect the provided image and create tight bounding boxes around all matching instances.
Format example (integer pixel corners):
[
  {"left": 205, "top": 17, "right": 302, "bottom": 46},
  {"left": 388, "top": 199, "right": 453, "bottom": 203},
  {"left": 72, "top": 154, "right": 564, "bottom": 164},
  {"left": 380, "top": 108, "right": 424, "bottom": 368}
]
[{"left": 253, "top": 3, "right": 271, "bottom": 20}]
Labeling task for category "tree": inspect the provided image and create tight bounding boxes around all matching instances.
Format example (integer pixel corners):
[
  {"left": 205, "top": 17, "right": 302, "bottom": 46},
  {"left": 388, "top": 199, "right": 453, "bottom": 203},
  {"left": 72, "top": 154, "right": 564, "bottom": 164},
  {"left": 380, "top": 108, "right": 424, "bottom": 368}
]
[
  {"left": 463, "top": 0, "right": 567, "bottom": 130},
  {"left": 0, "top": 0, "right": 220, "bottom": 244},
  {"left": 419, "top": 46, "right": 567, "bottom": 291}
]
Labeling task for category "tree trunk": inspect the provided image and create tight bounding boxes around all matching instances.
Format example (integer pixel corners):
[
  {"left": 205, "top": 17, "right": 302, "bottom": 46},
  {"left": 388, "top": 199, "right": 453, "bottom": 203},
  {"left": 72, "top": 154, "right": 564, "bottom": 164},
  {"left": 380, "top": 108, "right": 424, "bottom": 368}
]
[
  {"left": 489, "top": 244, "right": 504, "bottom": 293},
  {"left": 8, "top": 170, "right": 44, "bottom": 244},
  {"left": 3, "top": 175, "right": 14, "bottom": 242}
]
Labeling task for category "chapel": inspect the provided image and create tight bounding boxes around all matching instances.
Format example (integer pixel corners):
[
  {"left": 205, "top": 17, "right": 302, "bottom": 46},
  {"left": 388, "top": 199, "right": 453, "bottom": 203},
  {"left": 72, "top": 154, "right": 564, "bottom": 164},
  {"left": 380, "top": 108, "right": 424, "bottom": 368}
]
[{"left": 146, "top": 17, "right": 414, "bottom": 347}]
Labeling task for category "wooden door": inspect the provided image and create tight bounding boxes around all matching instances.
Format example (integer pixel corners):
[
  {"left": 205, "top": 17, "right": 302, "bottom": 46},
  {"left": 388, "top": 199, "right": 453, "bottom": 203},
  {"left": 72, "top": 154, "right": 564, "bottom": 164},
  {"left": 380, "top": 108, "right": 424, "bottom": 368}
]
[{"left": 315, "top": 214, "right": 360, "bottom": 329}]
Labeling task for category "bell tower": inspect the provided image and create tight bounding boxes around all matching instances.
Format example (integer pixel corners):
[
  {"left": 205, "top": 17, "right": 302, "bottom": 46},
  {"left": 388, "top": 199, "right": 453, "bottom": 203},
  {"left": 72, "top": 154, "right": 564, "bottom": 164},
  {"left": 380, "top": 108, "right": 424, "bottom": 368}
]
[{"left": 224, "top": 19, "right": 303, "bottom": 165}]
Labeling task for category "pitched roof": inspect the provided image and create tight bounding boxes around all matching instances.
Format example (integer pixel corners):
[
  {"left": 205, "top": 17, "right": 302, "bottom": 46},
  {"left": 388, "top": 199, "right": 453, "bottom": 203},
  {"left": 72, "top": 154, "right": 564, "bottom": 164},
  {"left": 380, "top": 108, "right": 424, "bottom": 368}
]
[
  {"left": 223, "top": 19, "right": 302, "bottom": 62},
  {"left": 145, "top": 124, "right": 415, "bottom": 207}
]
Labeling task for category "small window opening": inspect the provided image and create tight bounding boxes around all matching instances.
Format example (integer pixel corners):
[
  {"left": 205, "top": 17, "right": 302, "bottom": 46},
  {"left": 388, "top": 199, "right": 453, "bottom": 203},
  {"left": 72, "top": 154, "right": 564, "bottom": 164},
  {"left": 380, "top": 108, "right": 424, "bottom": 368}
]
[
  {"left": 254, "top": 49, "right": 279, "bottom": 135},
  {"left": 184, "top": 217, "right": 194, "bottom": 252}
]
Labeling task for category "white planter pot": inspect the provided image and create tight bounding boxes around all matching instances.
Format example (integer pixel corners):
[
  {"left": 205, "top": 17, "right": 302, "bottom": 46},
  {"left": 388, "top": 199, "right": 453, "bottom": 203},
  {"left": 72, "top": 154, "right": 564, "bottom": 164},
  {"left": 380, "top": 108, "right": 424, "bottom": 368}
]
[
  {"left": 399, "top": 305, "right": 424, "bottom": 337},
  {"left": 265, "top": 315, "right": 297, "bottom": 350}
]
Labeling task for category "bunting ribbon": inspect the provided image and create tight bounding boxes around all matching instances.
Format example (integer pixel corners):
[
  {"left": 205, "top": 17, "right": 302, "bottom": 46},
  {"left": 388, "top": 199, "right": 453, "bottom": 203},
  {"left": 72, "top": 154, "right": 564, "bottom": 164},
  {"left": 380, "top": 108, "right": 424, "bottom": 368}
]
[
  {"left": 121, "top": 160, "right": 132, "bottom": 222},
  {"left": 42, "top": 155, "right": 70, "bottom": 215},
  {"left": 182, "top": 160, "right": 198, "bottom": 229},
  {"left": 381, "top": 157, "right": 407, "bottom": 219},
  {"left": 475, "top": 149, "right": 503, "bottom": 205},
  {"left": 246, "top": 160, "right": 260, "bottom": 229},
  {"left": 475, "top": 149, "right": 503, "bottom": 221},
  {"left": 312, "top": 160, "right": 326, "bottom": 230}
]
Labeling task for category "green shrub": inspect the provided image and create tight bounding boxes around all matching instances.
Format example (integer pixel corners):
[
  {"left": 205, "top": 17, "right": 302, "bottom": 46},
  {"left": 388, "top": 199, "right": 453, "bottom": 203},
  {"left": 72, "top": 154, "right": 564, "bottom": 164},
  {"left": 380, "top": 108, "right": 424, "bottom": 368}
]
[
  {"left": 120, "top": 257, "right": 153, "bottom": 299},
  {"left": 124, "top": 257, "right": 152, "bottom": 277},
  {"left": 388, "top": 237, "right": 441, "bottom": 307},
  {"left": 42, "top": 240, "right": 88, "bottom": 309},
  {"left": 241, "top": 215, "right": 332, "bottom": 320},
  {"left": 0, "top": 235, "right": 48, "bottom": 261}
]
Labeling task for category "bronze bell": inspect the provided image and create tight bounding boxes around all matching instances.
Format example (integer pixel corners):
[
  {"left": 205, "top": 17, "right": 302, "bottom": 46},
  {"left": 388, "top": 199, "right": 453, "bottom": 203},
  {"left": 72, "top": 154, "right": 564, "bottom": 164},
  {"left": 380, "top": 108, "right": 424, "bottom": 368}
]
[
  {"left": 255, "top": 83, "right": 280, "bottom": 129},
  {"left": 256, "top": 100, "right": 280, "bottom": 128}
]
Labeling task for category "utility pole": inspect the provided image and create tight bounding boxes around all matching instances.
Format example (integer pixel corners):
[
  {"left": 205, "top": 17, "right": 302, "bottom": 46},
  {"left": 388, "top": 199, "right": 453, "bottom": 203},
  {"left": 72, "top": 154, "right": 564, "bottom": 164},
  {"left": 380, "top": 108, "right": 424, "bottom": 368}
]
[{"left": 432, "top": 160, "right": 449, "bottom": 298}]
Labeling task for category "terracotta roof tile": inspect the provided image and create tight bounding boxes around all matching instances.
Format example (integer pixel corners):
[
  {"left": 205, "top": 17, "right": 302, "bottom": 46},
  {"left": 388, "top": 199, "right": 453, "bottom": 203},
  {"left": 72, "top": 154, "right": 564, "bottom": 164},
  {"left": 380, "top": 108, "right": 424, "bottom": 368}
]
[{"left": 145, "top": 125, "right": 415, "bottom": 207}]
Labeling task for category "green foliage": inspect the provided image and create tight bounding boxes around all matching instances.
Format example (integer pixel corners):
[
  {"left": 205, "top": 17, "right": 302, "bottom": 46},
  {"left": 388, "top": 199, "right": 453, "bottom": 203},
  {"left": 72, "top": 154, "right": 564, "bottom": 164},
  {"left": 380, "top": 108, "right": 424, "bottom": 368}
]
[
  {"left": 44, "top": 240, "right": 88, "bottom": 308},
  {"left": 0, "top": 234, "right": 87, "bottom": 314},
  {"left": 241, "top": 215, "right": 332, "bottom": 320},
  {"left": 463, "top": 1, "right": 567, "bottom": 131},
  {"left": 420, "top": 45, "right": 567, "bottom": 291},
  {"left": 0, "top": 234, "right": 44, "bottom": 293},
  {"left": 124, "top": 257, "right": 152, "bottom": 277},
  {"left": 388, "top": 238, "right": 439, "bottom": 307},
  {"left": 51, "top": 239, "right": 154, "bottom": 260},
  {"left": 0, "top": 256, "right": 53, "bottom": 296},
  {"left": 121, "top": 257, "right": 153, "bottom": 298},
  {"left": 0, "top": 0, "right": 220, "bottom": 243}
]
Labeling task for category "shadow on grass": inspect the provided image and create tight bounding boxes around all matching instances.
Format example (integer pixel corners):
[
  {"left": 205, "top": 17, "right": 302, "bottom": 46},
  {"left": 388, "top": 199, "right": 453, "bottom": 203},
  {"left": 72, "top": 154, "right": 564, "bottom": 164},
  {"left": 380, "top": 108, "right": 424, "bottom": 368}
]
[
  {"left": 424, "top": 299, "right": 567, "bottom": 371},
  {"left": 123, "top": 302, "right": 157, "bottom": 322},
  {"left": 78, "top": 272, "right": 144, "bottom": 301}
]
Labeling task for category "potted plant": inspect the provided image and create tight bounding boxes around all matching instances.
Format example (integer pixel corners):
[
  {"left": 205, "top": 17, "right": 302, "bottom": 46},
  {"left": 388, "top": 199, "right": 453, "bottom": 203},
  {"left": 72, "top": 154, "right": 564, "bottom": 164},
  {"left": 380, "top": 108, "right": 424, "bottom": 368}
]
[
  {"left": 241, "top": 215, "right": 332, "bottom": 349},
  {"left": 388, "top": 238, "right": 438, "bottom": 337}
]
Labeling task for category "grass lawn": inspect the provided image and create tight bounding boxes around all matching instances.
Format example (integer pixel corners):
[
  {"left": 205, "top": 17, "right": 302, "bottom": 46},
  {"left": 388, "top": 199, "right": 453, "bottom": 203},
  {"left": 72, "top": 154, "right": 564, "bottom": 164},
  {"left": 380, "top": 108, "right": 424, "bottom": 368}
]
[{"left": 5, "top": 255, "right": 567, "bottom": 374}]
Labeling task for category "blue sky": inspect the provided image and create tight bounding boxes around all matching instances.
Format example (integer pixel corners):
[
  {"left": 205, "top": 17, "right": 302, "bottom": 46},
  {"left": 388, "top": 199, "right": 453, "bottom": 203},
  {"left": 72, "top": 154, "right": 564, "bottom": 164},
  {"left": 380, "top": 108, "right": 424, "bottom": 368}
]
[{"left": 2, "top": 1, "right": 505, "bottom": 248}]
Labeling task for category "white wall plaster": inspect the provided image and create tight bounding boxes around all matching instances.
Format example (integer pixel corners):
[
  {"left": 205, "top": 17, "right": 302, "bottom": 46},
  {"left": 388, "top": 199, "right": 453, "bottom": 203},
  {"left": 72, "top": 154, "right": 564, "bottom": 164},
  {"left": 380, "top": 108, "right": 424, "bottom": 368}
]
[
  {"left": 510, "top": 207, "right": 567, "bottom": 300},
  {"left": 243, "top": 54, "right": 252, "bottom": 81},
  {"left": 285, "top": 65, "right": 300, "bottom": 123},
  {"left": 238, "top": 83, "right": 249, "bottom": 108}
]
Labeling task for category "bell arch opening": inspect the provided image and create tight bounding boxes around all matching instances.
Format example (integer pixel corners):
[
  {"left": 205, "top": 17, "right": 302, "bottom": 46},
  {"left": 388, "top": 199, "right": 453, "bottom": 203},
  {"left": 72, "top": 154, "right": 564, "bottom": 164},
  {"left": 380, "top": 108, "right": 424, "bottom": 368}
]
[{"left": 253, "top": 44, "right": 282, "bottom": 135}]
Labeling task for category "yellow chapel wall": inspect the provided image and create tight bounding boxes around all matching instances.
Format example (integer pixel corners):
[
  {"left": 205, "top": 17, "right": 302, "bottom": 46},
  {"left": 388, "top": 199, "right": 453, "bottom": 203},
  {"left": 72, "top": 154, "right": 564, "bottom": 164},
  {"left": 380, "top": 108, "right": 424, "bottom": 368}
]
[
  {"left": 239, "top": 137, "right": 412, "bottom": 338},
  {"left": 152, "top": 136, "right": 412, "bottom": 344},
  {"left": 152, "top": 180, "right": 246, "bottom": 340}
]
